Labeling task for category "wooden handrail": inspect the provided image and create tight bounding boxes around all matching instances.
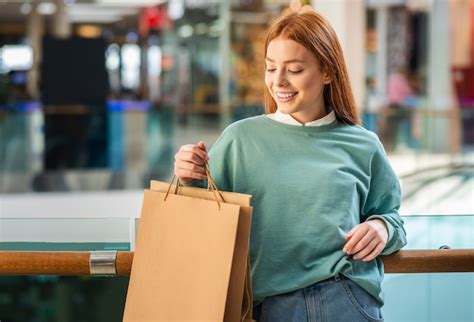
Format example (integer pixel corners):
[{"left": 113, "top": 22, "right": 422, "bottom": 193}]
[
  {"left": 0, "top": 251, "right": 90, "bottom": 275},
  {"left": 382, "top": 249, "right": 474, "bottom": 273},
  {"left": 0, "top": 250, "right": 472, "bottom": 275}
]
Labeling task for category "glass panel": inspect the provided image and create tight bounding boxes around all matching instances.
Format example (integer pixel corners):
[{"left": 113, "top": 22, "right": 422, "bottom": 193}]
[
  {"left": 0, "top": 276, "right": 129, "bottom": 322},
  {"left": 0, "top": 218, "right": 132, "bottom": 251},
  {"left": 1, "top": 215, "right": 472, "bottom": 251},
  {"left": 0, "top": 273, "right": 471, "bottom": 322},
  {"left": 383, "top": 273, "right": 474, "bottom": 322},
  {"left": 403, "top": 215, "right": 474, "bottom": 249}
]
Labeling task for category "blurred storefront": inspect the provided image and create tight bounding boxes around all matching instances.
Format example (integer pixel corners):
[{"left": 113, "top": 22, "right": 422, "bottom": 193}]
[
  {"left": 0, "top": 0, "right": 472, "bottom": 196},
  {"left": 0, "top": 0, "right": 472, "bottom": 186},
  {"left": 365, "top": 0, "right": 474, "bottom": 154}
]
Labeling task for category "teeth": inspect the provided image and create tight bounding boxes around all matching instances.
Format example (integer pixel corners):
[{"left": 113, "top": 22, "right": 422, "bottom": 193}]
[{"left": 276, "top": 92, "right": 296, "bottom": 99}]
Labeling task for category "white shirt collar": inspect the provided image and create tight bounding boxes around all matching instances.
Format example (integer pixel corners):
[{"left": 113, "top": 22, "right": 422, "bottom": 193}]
[{"left": 267, "top": 109, "right": 336, "bottom": 127}]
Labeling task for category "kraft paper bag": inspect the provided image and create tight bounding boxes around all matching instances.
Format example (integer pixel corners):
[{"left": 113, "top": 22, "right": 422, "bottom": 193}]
[{"left": 123, "top": 177, "right": 254, "bottom": 322}]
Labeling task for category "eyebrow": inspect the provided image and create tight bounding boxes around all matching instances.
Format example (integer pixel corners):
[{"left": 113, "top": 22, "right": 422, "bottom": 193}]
[{"left": 265, "top": 57, "right": 306, "bottom": 64}]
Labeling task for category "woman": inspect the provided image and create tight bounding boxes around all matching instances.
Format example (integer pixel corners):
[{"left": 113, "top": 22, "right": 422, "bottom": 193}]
[{"left": 174, "top": 8, "right": 407, "bottom": 322}]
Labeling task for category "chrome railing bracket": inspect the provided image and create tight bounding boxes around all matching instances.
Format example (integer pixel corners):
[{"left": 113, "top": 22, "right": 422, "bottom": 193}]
[{"left": 89, "top": 251, "right": 117, "bottom": 276}]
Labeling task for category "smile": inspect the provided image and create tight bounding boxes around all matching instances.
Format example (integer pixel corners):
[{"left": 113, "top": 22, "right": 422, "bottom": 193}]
[{"left": 275, "top": 91, "right": 298, "bottom": 100}]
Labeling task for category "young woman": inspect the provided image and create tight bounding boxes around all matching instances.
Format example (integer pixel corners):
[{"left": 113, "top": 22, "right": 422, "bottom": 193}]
[{"left": 174, "top": 8, "right": 407, "bottom": 322}]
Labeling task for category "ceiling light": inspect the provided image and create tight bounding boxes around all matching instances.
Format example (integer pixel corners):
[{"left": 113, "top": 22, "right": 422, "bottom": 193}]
[
  {"left": 76, "top": 25, "right": 102, "bottom": 38},
  {"left": 178, "top": 25, "right": 193, "bottom": 38},
  {"left": 194, "top": 23, "right": 208, "bottom": 35},
  {"left": 1, "top": 45, "right": 34, "bottom": 71},
  {"left": 20, "top": 3, "right": 32, "bottom": 15},
  {"left": 37, "top": 2, "right": 57, "bottom": 15},
  {"left": 168, "top": 0, "right": 184, "bottom": 20}
]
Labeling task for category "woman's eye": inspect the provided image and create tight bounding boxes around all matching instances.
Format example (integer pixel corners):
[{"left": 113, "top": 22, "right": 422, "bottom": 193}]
[{"left": 266, "top": 68, "right": 303, "bottom": 74}]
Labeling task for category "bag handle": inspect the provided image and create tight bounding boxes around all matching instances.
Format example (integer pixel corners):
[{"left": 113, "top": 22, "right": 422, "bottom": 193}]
[
  {"left": 205, "top": 162, "right": 225, "bottom": 203},
  {"left": 164, "top": 161, "right": 225, "bottom": 210},
  {"left": 241, "top": 256, "right": 255, "bottom": 322}
]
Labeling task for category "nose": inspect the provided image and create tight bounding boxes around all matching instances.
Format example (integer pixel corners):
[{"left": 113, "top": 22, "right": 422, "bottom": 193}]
[{"left": 275, "top": 70, "right": 288, "bottom": 87}]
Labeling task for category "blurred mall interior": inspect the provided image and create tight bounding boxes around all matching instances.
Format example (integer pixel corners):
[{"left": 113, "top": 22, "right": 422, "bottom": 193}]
[{"left": 0, "top": 0, "right": 473, "bottom": 321}]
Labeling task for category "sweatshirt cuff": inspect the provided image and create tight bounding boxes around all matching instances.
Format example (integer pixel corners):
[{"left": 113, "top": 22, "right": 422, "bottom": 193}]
[{"left": 366, "top": 215, "right": 394, "bottom": 245}]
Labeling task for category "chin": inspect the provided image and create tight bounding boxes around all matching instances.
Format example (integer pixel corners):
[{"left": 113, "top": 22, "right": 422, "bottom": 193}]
[{"left": 277, "top": 106, "right": 296, "bottom": 114}]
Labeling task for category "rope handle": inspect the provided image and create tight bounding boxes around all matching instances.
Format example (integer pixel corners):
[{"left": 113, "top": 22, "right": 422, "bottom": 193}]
[{"left": 164, "top": 161, "right": 225, "bottom": 210}]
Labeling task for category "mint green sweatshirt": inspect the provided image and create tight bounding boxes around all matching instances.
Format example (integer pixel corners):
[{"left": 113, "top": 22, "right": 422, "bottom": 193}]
[{"left": 196, "top": 115, "right": 407, "bottom": 304}]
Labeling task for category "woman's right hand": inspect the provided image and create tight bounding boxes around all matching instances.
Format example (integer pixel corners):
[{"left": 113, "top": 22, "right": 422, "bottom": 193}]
[{"left": 174, "top": 141, "right": 209, "bottom": 183}]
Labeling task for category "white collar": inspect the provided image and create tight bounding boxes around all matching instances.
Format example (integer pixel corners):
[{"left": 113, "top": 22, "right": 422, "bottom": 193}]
[{"left": 267, "top": 109, "right": 336, "bottom": 126}]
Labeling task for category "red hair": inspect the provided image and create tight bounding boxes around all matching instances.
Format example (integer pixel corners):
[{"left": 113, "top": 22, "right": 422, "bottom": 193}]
[{"left": 264, "top": 10, "right": 360, "bottom": 125}]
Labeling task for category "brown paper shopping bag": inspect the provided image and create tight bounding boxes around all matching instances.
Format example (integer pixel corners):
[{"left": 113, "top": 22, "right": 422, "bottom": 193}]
[{"left": 123, "top": 174, "right": 254, "bottom": 322}]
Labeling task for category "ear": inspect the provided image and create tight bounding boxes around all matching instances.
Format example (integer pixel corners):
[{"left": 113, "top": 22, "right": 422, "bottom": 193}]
[{"left": 322, "top": 69, "right": 331, "bottom": 84}]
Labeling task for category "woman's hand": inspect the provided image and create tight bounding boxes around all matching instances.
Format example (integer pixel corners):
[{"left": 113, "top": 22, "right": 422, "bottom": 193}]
[
  {"left": 174, "top": 141, "right": 209, "bottom": 183},
  {"left": 342, "top": 219, "right": 389, "bottom": 262}
]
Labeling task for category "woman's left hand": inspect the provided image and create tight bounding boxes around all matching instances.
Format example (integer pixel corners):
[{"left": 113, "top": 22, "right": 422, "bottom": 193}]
[{"left": 342, "top": 219, "right": 389, "bottom": 261}]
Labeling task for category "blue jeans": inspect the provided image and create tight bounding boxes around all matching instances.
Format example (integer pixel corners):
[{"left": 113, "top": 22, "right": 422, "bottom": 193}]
[{"left": 252, "top": 275, "right": 383, "bottom": 322}]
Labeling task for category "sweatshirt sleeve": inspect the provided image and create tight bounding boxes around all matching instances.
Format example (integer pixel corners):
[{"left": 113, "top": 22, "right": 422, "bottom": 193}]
[
  {"left": 362, "top": 138, "right": 408, "bottom": 255},
  {"left": 183, "top": 123, "right": 238, "bottom": 192},
  {"left": 207, "top": 124, "right": 239, "bottom": 192}
]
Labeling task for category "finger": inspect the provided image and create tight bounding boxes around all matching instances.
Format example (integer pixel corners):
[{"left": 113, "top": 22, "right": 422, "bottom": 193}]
[
  {"left": 347, "top": 229, "right": 376, "bottom": 255},
  {"left": 180, "top": 145, "right": 208, "bottom": 161},
  {"left": 194, "top": 142, "right": 209, "bottom": 160},
  {"left": 362, "top": 242, "right": 385, "bottom": 262},
  {"left": 345, "top": 224, "right": 359, "bottom": 240},
  {"left": 175, "top": 166, "right": 207, "bottom": 180},
  {"left": 176, "top": 151, "right": 206, "bottom": 166},
  {"left": 176, "top": 161, "right": 206, "bottom": 174},
  {"left": 343, "top": 225, "right": 369, "bottom": 254},
  {"left": 197, "top": 141, "right": 207, "bottom": 153},
  {"left": 352, "top": 238, "right": 379, "bottom": 260}
]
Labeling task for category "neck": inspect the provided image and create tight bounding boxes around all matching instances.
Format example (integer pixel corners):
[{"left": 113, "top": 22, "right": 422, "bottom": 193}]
[{"left": 290, "top": 106, "right": 328, "bottom": 125}]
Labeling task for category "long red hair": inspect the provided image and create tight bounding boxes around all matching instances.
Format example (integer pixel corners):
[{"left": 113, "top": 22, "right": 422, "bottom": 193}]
[{"left": 264, "top": 10, "right": 360, "bottom": 125}]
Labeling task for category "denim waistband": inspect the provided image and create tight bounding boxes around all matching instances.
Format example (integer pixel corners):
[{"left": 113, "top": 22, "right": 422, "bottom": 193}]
[{"left": 320, "top": 273, "right": 344, "bottom": 283}]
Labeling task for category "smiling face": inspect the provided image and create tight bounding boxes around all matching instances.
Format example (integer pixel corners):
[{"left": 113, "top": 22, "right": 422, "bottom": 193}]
[{"left": 265, "top": 37, "right": 328, "bottom": 124}]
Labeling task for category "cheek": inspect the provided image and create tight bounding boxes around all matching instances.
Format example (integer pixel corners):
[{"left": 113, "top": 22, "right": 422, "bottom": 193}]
[
  {"left": 264, "top": 75, "right": 273, "bottom": 90},
  {"left": 299, "top": 78, "right": 324, "bottom": 96}
]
